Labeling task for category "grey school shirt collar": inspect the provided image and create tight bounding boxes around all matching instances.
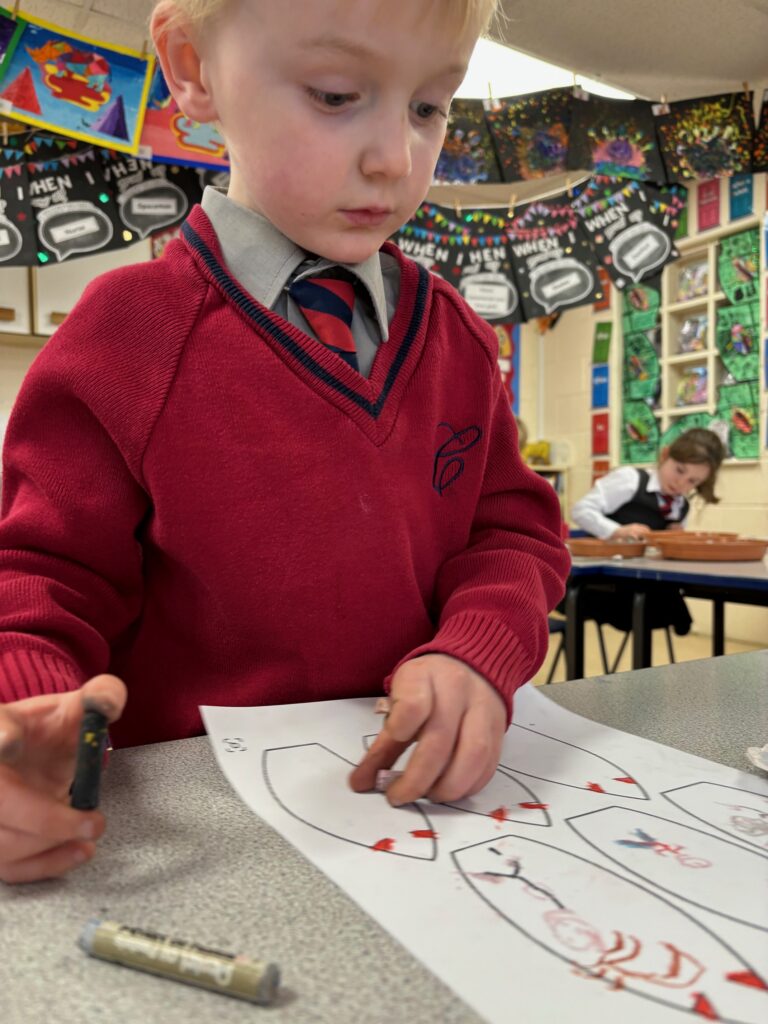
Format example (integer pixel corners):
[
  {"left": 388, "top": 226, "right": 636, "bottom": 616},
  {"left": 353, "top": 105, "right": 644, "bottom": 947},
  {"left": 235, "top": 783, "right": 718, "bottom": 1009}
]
[{"left": 201, "top": 186, "right": 390, "bottom": 341}]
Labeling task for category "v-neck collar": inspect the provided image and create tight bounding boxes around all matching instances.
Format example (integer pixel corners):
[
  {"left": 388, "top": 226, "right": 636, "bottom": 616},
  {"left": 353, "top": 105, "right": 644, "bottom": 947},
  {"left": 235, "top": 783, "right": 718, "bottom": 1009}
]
[{"left": 180, "top": 207, "right": 431, "bottom": 445}]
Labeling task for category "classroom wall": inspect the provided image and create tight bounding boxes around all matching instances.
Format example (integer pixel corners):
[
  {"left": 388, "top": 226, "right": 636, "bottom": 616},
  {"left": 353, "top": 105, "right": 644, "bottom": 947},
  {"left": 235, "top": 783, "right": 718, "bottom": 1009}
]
[{"left": 524, "top": 175, "right": 768, "bottom": 646}]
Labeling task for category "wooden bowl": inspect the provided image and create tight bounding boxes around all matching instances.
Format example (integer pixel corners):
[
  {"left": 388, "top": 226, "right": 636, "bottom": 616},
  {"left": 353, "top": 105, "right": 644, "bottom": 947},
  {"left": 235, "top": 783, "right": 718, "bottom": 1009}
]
[
  {"left": 654, "top": 537, "right": 768, "bottom": 562},
  {"left": 567, "top": 537, "right": 647, "bottom": 558}
]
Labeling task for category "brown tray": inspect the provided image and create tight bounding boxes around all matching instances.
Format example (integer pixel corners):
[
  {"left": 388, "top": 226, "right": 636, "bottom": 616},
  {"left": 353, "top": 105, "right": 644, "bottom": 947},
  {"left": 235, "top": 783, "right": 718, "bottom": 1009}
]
[
  {"left": 646, "top": 530, "right": 738, "bottom": 542},
  {"left": 567, "top": 538, "right": 647, "bottom": 558},
  {"left": 654, "top": 538, "right": 768, "bottom": 562}
]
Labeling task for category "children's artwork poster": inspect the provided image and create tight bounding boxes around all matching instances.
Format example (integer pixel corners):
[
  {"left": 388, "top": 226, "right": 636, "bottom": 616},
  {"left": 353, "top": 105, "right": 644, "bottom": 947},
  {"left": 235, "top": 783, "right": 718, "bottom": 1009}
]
[
  {"left": 0, "top": 15, "right": 153, "bottom": 154},
  {"left": 507, "top": 198, "right": 600, "bottom": 319},
  {"left": 483, "top": 88, "right": 572, "bottom": 182},
  {"left": 623, "top": 331, "right": 660, "bottom": 401},
  {"left": 592, "top": 320, "right": 612, "bottom": 363},
  {"left": 716, "top": 301, "right": 760, "bottom": 383},
  {"left": 26, "top": 145, "right": 124, "bottom": 263},
  {"left": 392, "top": 203, "right": 521, "bottom": 324},
  {"left": 100, "top": 148, "right": 201, "bottom": 241},
  {"left": 752, "top": 89, "right": 768, "bottom": 173},
  {"left": 696, "top": 179, "right": 721, "bottom": 232},
  {"left": 592, "top": 410, "right": 609, "bottom": 455},
  {"left": 494, "top": 321, "right": 521, "bottom": 413},
  {"left": 567, "top": 95, "right": 666, "bottom": 182},
  {"left": 591, "top": 363, "right": 609, "bottom": 408},
  {"left": 675, "top": 365, "right": 708, "bottom": 408},
  {"left": 621, "top": 398, "right": 659, "bottom": 463},
  {"left": 202, "top": 685, "right": 768, "bottom": 1024},
  {"left": 593, "top": 266, "right": 611, "bottom": 310},
  {"left": 655, "top": 92, "right": 754, "bottom": 180},
  {"left": 435, "top": 97, "right": 502, "bottom": 185},
  {"left": 138, "top": 64, "right": 228, "bottom": 170},
  {"left": 621, "top": 277, "right": 661, "bottom": 336},
  {"left": 728, "top": 173, "right": 753, "bottom": 220},
  {"left": 718, "top": 227, "right": 760, "bottom": 305},
  {"left": 660, "top": 412, "right": 716, "bottom": 451},
  {"left": 0, "top": 7, "right": 24, "bottom": 83},
  {"left": 716, "top": 379, "right": 760, "bottom": 459},
  {"left": 572, "top": 177, "right": 682, "bottom": 290}
]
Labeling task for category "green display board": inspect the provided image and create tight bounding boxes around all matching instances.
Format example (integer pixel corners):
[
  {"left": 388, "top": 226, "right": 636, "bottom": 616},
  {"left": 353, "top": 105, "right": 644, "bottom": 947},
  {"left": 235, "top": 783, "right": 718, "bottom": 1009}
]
[
  {"left": 623, "top": 331, "right": 660, "bottom": 400},
  {"left": 621, "top": 279, "right": 661, "bottom": 335},
  {"left": 716, "top": 380, "right": 760, "bottom": 459},
  {"left": 715, "top": 301, "right": 760, "bottom": 382},
  {"left": 718, "top": 228, "right": 760, "bottom": 305},
  {"left": 621, "top": 399, "right": 660, "bottom": 464}
]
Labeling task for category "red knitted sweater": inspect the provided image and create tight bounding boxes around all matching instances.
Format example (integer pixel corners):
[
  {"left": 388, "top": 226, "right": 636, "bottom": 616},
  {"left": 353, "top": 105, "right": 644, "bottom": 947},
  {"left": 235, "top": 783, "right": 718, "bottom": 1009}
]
[{"left": 0, "top": 206, "right": 568, "bottom": 747}]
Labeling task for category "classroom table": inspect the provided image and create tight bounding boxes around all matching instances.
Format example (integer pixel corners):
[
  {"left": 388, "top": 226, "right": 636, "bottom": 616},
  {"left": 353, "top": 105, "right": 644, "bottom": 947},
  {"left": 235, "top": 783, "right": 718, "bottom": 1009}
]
[
  {"left": 2, "top": 651, "right": 766, "bottom": 1024},
  {"left": 564, "top": 553, "right": 768, "bottom": 679}
]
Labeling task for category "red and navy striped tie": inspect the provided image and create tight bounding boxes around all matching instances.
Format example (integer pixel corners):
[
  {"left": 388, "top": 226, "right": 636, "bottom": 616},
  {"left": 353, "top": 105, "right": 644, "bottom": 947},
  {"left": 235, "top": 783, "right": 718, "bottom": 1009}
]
[{"left": 289, "top": 274, "right": 358, "bottom": 372}]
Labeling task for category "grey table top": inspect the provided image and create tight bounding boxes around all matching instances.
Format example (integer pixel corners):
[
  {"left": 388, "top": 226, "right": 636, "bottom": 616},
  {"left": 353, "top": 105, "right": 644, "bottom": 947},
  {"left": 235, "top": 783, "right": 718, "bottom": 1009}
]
[
  {"left": 2, "top": 651, "right": 767, "bottom": 1024},
  {"left": 569, "top": 553, "right": 768, "bottom": 587}
]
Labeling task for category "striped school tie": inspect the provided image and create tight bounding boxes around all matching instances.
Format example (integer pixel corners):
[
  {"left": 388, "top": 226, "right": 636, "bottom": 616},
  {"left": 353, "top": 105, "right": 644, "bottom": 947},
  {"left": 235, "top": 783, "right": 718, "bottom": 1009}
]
[
  {"left": 288, "top": 274, "right": 358, "bottom": 372},
  {"left": 658, "top": 492, "right": 674, "bottom": 517}
]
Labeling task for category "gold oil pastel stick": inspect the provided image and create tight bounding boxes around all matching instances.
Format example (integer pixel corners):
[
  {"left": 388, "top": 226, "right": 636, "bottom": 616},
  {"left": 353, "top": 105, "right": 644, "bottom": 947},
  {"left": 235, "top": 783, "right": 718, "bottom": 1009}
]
[{"left": 79, "top": 919, "right": 280, "bottom": 1005}]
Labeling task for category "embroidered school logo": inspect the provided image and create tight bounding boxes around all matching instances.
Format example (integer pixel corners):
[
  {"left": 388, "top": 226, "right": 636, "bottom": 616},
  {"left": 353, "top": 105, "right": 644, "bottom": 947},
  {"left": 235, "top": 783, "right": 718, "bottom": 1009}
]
[{"left": 432, "top": 423, "right": 483, "bottom": 495}]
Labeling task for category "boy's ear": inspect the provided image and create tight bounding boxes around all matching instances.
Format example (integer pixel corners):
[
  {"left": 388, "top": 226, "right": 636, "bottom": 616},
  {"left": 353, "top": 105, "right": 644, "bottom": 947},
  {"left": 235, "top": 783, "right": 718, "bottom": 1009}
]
[{"left": 150, "top": 7, "right": 218, "bottom": 124}]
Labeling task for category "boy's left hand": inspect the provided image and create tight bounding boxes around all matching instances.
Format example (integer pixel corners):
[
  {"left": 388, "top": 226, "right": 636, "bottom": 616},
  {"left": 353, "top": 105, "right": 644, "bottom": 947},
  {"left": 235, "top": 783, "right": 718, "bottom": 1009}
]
[{"left": 348, "top": 654, "right": 506, "bottom": 806}]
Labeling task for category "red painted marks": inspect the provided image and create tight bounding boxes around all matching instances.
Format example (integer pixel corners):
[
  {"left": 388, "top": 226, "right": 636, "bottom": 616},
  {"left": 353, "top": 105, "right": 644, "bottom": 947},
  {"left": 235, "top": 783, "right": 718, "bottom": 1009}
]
[
  {"left": 372, "top": 838, "right": 395, "bottom": 852},
  {"left": 410, "top": 829, "right": 437, "bottom": 839},
  {"left": 518, "top": 802, "right": 549, "bottom": 810},
  {"left": 726, "top": 970, "right": 768, "bottom": 990},
  {"left": 614, "top": 777, "right": 636, "bottom": 784},
  {"left": 692, "top": 993, "right": 719, "bottom": 1019},
  {"left": 586, "top": 782, "right": 606, "bottom": 793},
  {"left": 490, "top": 806, "right": 509, "bottom": 823}
]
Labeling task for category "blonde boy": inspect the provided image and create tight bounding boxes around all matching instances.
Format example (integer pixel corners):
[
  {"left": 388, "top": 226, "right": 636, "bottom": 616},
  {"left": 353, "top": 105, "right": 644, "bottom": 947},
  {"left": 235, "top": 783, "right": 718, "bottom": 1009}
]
[{"left": 0, "top": 0, "right": 568, "bottom": 883}]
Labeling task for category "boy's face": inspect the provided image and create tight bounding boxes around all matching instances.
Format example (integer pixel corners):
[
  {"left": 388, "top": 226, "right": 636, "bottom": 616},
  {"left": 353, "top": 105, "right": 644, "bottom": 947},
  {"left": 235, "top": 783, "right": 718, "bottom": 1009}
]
[{"left": 196, "top": 0, "right": 476, "bottom": 262}]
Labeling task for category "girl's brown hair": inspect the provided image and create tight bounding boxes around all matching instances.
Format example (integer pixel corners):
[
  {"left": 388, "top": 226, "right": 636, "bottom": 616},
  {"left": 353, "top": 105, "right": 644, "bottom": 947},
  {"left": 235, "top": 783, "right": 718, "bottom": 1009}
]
[{"left": 665, "top": 428, "right": 725, "bottom": 504}]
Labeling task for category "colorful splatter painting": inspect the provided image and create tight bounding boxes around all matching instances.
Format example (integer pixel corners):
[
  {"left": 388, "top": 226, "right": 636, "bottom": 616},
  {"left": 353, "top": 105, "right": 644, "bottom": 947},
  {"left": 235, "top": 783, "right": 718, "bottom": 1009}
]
[
  {"left": 484, "top": 87, "right": 572, "bottom": 182},
  {"left": 0, "top": 14, "right": 153, "bottom": 154},
  {"left": 753, "top": 89, "right": 768, "bottom": 172},
  {"left": 138, "top": 63, "right": 228, "bottom": 170},
  {"left": 567, "top": 95, "right": 666, "bottom": 182},
  {"left": 655, "top": 92, "right": 754, "bottom": 180},
  {"left": 434, "top": 97, "right": 501, "bottom": 184}
]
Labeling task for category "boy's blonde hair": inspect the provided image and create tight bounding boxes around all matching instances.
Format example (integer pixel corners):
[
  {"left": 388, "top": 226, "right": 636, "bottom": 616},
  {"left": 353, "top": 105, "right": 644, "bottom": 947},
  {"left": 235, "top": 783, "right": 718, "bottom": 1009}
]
[{"left": 153, "top": 0, "right": 499, "bottom": 40}]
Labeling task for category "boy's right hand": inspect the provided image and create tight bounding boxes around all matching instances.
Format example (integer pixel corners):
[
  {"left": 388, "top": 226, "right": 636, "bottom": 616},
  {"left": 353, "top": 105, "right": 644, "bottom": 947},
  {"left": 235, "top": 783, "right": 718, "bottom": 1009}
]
[
  {"left": 612, "top": 523, "right": 651, "bottom": 540},
  {"left": 0, "top": 674, "right": 126, "bottom": 884}
]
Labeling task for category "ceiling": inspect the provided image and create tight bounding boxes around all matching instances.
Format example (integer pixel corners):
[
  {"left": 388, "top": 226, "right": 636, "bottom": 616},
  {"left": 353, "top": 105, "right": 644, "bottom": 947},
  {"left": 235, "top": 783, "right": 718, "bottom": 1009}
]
[
  {"left": 495, "top": 0, "right": 768, "bottom": 101},
  {"left": 9, "top": 0, "right": 768, "bottom": 104}
]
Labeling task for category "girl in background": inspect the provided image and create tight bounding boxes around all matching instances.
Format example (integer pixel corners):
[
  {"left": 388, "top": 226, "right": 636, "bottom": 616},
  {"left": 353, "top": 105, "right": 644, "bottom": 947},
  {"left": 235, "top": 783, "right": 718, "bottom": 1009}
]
[{"left": 569, "top": 428, "right": 725, "bottom": 642}]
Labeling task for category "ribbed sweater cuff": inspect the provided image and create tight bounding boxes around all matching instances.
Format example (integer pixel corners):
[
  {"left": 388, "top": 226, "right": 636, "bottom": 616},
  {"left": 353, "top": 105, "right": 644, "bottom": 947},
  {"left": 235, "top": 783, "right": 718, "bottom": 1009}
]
[
  {"left": 0, "top": 647, "right": 84, "bottom": 702},
  {"left": 391, "top": 612, "right": 531, "bottom": 725}
]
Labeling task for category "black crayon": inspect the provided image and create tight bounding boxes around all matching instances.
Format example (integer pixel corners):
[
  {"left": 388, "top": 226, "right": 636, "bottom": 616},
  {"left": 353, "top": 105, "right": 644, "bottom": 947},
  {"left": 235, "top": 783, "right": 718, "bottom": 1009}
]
[{"left": 70, "top": 709, "right": 109, "bottom": 810}]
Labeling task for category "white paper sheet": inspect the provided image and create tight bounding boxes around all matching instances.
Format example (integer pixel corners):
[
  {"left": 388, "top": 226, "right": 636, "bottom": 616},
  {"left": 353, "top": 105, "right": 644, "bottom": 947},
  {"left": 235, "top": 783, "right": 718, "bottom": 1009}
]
[{"left": 201, "top": 685, "right": 768, "bottom": 1024}]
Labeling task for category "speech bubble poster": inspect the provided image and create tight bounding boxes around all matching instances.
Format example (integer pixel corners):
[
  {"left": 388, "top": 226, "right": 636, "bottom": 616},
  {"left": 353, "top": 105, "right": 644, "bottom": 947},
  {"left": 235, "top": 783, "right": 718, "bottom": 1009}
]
[
  {"left": 392, "top": 202, "right": 522, "bottom": 324},
  {"left": 507, "top": 197, "right": 601, "bottom": 319},
  {"left": 567, "top": 95, "right": 666, "bottom": 182},
  {"left": 26, "top": 144, "right": 124, "bottom": 263},
  {"left": 0, "top": 152, "right": 37, "bottom": 265},
  {"left": 572, "top": 177, "right": 683, "bottom": 290},
  {"left": 0, "top": 14, "right": 153, "bottom": 154},
  {"left": 100, "top": 148, "right": 201, "bottom": 240},
  {"left": 484, "top": 88, "right": 572, "bottom": 182},
  {"left": 139, "top": 63, "right": 228, "bottom": 170}
]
